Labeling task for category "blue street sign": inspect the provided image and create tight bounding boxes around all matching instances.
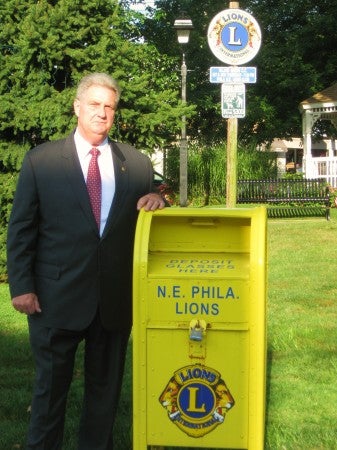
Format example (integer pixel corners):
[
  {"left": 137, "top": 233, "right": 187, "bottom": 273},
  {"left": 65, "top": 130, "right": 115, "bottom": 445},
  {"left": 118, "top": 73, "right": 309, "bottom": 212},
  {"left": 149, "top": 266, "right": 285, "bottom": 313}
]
[{"left": 210, "top": 66, "right": 257, "bottom": 84}]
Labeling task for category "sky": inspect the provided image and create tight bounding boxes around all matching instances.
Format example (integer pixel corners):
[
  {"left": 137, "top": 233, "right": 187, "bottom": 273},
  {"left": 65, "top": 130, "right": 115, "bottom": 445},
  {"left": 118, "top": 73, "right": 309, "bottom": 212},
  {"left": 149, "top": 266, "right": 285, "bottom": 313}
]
[{"left": 129, "top": 0, "right": 155, "bottom": 13}]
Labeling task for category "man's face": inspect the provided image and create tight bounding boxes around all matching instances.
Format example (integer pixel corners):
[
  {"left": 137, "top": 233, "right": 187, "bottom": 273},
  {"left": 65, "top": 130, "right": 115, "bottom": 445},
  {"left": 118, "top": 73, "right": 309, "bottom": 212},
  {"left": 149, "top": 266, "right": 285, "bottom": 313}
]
[{"left": 73, "top": 85, "right": 117, "bottom": 146}]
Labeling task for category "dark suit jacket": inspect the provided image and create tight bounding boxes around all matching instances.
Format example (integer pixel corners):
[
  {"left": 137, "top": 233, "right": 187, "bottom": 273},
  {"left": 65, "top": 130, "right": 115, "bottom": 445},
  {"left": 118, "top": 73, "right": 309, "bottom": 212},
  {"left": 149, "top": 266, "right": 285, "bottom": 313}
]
[{"left": 7, "top": 132, "right": 155, "bottom": 331}]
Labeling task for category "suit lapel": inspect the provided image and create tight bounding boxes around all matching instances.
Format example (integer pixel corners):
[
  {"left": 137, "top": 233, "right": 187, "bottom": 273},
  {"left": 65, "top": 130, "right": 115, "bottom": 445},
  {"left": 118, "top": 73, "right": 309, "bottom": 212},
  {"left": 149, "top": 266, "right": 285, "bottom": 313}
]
[
  {"left": 60, "top": 135, "right": 131, "bottom": 238},
  {"left": 61, "top": 134, "right": 98, "bottom": 232}
]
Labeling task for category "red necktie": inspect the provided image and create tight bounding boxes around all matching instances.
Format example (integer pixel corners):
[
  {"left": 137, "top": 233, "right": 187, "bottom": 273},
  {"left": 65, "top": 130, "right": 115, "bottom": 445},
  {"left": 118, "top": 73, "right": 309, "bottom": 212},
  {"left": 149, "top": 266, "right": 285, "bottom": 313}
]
[{"left": 86, "top": 148, "right": 101, "bottom": 229}]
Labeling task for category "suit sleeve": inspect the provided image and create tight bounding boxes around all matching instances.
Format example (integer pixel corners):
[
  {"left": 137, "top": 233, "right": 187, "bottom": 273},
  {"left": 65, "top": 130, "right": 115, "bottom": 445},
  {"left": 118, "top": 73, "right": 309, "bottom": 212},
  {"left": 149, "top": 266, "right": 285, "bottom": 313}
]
[{"left": 6, "top": 153, "right": 39, "bottom": 298}]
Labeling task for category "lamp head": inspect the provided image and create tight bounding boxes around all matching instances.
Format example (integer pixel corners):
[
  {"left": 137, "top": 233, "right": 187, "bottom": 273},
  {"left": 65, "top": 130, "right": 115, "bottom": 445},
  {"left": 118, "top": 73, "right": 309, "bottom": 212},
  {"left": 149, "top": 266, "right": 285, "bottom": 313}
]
[{"left": 173, "top": 18, "right": 194, "bottom": 44}]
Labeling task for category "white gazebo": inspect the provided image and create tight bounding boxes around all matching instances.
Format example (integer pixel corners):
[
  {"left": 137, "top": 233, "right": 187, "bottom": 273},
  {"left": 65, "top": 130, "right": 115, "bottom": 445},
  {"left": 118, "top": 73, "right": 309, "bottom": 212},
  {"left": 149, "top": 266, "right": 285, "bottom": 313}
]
[{"left": 299, "top": 82, "right": 337, "bottom": 187}]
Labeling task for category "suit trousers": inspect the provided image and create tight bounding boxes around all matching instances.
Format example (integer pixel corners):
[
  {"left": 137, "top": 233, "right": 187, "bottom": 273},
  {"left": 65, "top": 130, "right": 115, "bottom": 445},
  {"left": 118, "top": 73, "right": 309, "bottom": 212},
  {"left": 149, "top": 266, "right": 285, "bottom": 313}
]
[{"left": 26, "top": 312, "right": 130, "bottom": 450}]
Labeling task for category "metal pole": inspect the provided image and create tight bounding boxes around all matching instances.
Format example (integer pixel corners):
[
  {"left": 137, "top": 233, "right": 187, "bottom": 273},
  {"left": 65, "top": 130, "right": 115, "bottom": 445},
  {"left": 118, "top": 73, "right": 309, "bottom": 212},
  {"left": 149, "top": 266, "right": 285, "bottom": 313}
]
[
  {"left": 180, "top": 53, "right": 188, "bottom": 207},
  {"left": 226, "top": 118, "right": 238, "bottom": 207},
  {"left": 226, "top": 1, "right": 239, "bottom": 208}
]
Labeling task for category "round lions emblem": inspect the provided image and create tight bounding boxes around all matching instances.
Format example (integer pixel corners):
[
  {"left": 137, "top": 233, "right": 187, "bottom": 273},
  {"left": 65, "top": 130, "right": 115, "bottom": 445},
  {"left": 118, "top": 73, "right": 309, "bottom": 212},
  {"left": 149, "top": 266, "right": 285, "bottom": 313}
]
[
  {"left": 159, "top": 364, "right": 235, "bottom": 438},
  {"left": 207, "top": 8, "right": 262, "bottom": 65}
]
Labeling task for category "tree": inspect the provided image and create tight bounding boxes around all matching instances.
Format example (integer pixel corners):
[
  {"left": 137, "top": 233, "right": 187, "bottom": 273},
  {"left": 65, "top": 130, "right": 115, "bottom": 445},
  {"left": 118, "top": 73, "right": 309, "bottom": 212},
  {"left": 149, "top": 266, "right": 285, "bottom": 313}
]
[
  {"left": 138, "top": 0, "right": 337, "bottom": 144},
  {"left": 245, "top": 0, "right": 337, "bottom": 140},
  {"left": 0, "top": 0, "right": 192, "bottom": 151}
]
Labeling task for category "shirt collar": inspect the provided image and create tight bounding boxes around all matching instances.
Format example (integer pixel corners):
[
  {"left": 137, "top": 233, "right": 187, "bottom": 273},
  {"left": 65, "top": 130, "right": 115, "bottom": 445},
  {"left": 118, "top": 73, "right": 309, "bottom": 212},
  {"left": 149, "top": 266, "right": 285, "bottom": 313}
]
[{"left": 74, "top": 129, "right": 109, "bottom": 158}]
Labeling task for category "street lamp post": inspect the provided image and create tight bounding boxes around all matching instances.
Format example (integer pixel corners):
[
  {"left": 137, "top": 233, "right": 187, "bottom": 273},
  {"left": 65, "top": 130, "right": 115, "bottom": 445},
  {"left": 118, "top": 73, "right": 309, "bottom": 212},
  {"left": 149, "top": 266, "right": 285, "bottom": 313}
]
[{"left": 174, "top": 18, "right": 193, "bottom": 207}]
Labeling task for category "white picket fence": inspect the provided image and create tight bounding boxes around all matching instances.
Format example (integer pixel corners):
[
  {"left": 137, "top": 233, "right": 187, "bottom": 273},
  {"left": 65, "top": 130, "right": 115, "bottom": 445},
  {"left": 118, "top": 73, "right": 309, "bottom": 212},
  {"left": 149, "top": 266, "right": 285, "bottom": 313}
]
[{"left": 305, "top": 157, "right": 337, "bottom": 187}]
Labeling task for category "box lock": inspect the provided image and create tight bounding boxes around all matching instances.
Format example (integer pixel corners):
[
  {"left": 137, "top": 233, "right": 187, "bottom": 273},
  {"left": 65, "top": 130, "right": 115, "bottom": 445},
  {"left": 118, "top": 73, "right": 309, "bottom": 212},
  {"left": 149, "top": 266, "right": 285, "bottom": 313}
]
[{"left": 189, "top": 319, "right": 207, "bottom": 341}]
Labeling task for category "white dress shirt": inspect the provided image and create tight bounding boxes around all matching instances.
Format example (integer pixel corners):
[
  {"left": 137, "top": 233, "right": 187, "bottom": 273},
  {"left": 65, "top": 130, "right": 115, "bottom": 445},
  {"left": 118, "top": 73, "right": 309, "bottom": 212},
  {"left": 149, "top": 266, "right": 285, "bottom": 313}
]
[{"left": 74, "top": 130, "right": 115, "bottom": 236}]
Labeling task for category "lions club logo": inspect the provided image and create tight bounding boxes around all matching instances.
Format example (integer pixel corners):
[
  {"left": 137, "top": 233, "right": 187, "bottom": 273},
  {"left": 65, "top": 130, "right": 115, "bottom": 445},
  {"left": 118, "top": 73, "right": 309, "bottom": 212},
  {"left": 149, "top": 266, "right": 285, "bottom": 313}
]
[
  {"left": 207, "top": 9, "right": 262, "bottom": 65},
  {"left": 159, "top": 364, "right": 235, "bottom": 437}
]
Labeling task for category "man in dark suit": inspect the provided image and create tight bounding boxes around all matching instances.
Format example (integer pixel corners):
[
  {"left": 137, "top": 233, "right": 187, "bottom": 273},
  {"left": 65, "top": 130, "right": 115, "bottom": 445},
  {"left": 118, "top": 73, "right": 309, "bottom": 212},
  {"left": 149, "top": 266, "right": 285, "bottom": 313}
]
[{"left": 6, "top": 72, "right": 165, "bottom": 449}]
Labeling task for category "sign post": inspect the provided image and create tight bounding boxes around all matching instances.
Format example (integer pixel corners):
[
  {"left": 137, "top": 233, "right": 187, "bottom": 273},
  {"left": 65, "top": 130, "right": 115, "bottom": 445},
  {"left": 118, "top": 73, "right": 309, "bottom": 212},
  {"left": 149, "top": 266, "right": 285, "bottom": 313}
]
[
  {"left": 207, "top": 1, "right": 261, "bottom": 207},
  {"left": 227, "top": 115, "right": 238, "bottom": 207}
]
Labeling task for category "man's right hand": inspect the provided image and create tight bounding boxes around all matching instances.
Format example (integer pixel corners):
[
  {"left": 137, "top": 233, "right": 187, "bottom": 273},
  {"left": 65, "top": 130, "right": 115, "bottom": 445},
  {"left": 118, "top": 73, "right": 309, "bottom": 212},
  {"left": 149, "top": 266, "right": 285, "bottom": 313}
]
[{"left": 12, "top": 293, "right": 42, "bottom": 315}]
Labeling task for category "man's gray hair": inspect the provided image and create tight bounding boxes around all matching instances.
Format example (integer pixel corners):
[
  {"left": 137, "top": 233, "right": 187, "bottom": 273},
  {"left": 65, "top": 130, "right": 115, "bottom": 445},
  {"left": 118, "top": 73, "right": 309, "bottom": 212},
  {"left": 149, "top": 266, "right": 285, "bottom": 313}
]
[{"left": 76, "top": 73, "right": 121, "bottom": 108}]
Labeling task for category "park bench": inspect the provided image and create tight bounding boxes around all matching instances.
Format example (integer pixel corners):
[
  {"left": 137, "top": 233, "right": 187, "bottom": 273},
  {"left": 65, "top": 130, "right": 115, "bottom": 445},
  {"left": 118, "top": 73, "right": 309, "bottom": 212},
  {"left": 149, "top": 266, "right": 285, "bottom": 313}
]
[{"left": 237, "top": 178, "right": 330, "bottom": 220}]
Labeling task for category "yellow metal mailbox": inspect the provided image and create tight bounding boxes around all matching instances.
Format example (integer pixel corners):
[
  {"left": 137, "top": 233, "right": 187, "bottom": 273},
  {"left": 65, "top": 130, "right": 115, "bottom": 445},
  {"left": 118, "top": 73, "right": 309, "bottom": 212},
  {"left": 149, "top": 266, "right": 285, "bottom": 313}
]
[{"left": 133, "top": 207, "right": 267, "bottom": 450}]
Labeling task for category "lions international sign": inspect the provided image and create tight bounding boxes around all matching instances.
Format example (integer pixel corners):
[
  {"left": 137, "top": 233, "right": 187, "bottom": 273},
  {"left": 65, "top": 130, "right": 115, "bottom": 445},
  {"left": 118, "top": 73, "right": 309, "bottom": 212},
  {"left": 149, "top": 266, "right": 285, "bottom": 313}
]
[
  {"left": 159, "top": 364, "right": 235, "bottom": 438},
  {"left": 207, "top": 8, "right": 261, "bottom": 65}
]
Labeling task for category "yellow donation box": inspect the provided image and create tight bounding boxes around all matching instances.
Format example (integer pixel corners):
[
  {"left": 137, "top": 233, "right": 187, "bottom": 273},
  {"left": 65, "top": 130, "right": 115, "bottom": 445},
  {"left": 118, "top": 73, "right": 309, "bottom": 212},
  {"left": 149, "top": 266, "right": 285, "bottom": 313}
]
[{"left": 133, "top": 207, "right": 267, "bottom": 450}]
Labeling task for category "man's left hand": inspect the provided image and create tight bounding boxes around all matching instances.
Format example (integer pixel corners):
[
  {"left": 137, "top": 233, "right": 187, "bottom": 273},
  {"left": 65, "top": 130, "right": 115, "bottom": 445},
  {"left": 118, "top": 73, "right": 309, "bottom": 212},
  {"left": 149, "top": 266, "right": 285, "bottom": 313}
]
[{"left": 137, "top": 193, "right": 166, "bottom": 211}]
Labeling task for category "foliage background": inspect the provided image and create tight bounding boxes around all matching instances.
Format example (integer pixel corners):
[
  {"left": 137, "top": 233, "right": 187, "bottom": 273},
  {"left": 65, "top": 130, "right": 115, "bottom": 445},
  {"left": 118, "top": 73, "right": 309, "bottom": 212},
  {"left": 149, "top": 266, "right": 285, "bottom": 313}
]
[
  {"left": 143, "top": 0, "right": 337, "bottom": 144},
  {"left": 167, "top": 143, "right": 277, "bottom": 205},
  {"left": 1, "top": 0, "right": 337, "bottom": 277}
]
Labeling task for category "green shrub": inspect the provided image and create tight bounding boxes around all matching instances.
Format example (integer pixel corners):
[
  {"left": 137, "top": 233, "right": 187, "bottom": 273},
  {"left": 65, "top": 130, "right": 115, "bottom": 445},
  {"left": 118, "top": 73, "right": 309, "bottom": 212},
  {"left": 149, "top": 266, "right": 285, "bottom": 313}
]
[{"left": 166, "top": 141, "right": 278, "bottom": 205}]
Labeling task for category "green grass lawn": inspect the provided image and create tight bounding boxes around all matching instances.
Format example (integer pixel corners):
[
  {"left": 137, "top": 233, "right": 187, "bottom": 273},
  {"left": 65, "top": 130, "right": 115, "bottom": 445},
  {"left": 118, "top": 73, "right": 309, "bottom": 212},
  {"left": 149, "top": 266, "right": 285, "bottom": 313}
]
[
  {"left": 1, "top": 209, "right": 337, "bottom": 449},
  {"left": 265, "top": 211, "right": 337, "bottom": 450}
]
